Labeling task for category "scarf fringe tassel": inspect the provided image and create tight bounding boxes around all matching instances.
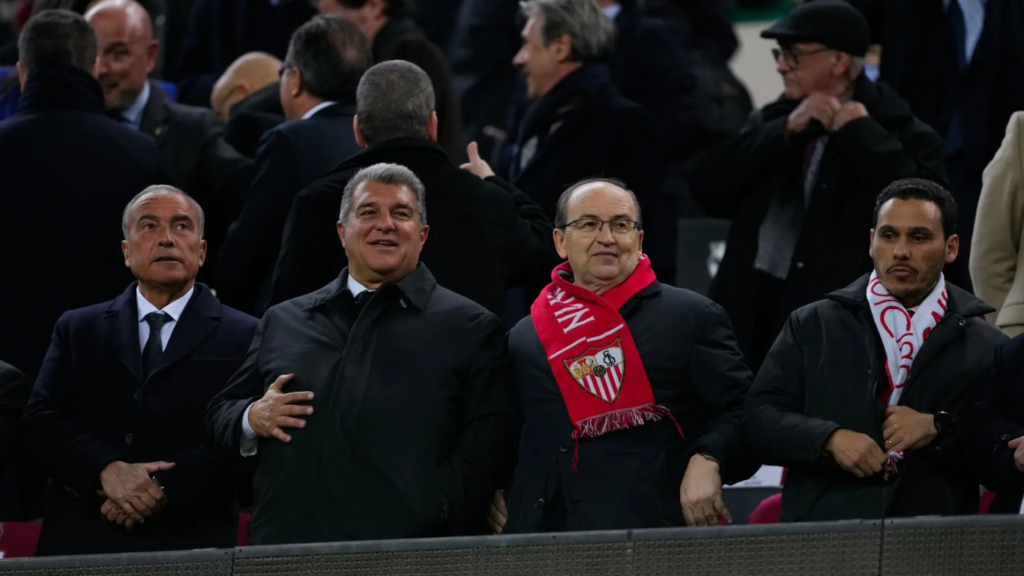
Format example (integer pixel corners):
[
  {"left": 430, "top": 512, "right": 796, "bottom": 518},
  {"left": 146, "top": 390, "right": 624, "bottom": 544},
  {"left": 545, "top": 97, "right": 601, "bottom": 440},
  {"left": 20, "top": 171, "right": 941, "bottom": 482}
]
[{"left": 571, "top": 404, "right": 683, "bottom": 472}]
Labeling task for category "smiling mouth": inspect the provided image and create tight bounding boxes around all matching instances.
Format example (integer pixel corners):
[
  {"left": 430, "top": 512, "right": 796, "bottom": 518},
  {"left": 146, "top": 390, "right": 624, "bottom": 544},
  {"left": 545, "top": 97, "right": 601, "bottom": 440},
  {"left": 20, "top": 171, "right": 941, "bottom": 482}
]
[{"left": 369, "top": 240, "right": 398, "bottom": 247}]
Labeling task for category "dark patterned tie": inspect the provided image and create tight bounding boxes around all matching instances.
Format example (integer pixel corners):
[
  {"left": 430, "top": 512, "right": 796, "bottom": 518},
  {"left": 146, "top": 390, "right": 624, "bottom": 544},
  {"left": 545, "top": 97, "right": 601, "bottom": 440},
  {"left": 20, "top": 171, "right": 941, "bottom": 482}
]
[{"left": 142, "top": 312, "right": 169, "bottom": 380}]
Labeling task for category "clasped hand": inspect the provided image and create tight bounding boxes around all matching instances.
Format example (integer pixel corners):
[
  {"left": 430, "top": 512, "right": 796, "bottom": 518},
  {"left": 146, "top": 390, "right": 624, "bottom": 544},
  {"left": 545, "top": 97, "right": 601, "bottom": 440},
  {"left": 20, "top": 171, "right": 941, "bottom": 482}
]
[
  {"left": 786, "top": 93, "right": 868, "bottom": 135},
  {"left": 98, "top": 460, "right": 175, "bottom": 530}
]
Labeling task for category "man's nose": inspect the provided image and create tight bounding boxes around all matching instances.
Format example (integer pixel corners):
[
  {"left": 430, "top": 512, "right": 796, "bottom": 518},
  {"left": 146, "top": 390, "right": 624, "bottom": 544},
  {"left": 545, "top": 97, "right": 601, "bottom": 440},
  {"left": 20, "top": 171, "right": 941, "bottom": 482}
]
[{"left": 596, "top": 223, "right": 616, "bottom": 243}]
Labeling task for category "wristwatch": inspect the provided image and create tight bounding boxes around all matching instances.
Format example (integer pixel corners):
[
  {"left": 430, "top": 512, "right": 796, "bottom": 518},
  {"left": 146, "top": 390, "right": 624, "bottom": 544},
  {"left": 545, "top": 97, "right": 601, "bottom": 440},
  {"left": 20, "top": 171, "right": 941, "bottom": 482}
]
[{"left": 934, "top": 411, "right": 957, "bottom": 440}]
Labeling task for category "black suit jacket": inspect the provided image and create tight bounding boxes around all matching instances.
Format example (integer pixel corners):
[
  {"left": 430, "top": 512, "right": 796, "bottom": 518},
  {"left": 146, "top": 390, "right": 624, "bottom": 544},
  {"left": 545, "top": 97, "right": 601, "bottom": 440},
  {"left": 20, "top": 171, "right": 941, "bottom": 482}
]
[
  {"left": 964, "top": 333, "right": 1024, "bottom": 514},
  {"left": 0, "top": 64, "right": 168, "bottom": 386},
  {"left": 269, "top": 138, "right": 557, "bottom": 314},
  {"left": 0, "top": 362, "right": 29, "bottom": 482},
  {"left": 171, "top": 0, "right": 315, "bottom": 107},
  {"left": 140, "top": 85, "right": 253, "bottom": 276},
  {"left": 216, "top": 103, "right": 361, "bottom": 315},
  {"left": 23, "top": 283, "right": 257, "bottom": 556}
]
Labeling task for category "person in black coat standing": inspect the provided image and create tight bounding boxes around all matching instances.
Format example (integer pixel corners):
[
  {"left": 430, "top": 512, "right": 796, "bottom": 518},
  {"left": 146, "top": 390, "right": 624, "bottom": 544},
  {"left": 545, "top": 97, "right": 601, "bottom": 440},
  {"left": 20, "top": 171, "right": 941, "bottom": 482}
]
[
  {"left": 0, "top": 362, "right": 29, "bottom": 483},
  {"left": 317, "top": 0, "right": 464, "bottom": 161},
  {"left": 961, "top": 333, "right": 1024, "bottom": 514},
  {"left": 499, "top": 0, "right": 665, "bottom": 277},
  {"left": 215, "top": 16, "right": 369, "bottom": 316},
  {"left": 207, "top": 163, "right": 519, "bottom": 544},
  {"left": 493, "top": 179, "right": 756, "bottom": 534},
  {"left": 744, "top": 179, "right": 1007, "bottom": 522},
  {"left": 0, "top": 10, "right": 168, "bottom": 386},
  {"left": 270, "top": 60, "right": 556, "bottom": 315},
  {"left": 847, "top": 0, "right": 1024, "bottom": 292},
  {"left": 171, "top": 0, "right": 315, "bottom": 107},
  {"left": 86, "top": 0, "right": 253, "bottom": 280},
  {"left": 690, "top": 1, "right": 946, "bottom": 372},
  {"left": 24, "top": 186, "right": 258, "bottom": 555}
]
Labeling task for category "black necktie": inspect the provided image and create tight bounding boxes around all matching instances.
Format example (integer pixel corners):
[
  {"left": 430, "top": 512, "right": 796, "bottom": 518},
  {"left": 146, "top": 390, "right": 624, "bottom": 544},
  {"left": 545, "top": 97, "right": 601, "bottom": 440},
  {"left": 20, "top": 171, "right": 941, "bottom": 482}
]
[
  {"left": 352, "top": 291, "right": 373, "bottom": 320},
  {"left": 142, "top": 312, "right": 169, "bottom": 380},
  {"left": 948, "top": 0, "right": 967, "bottom": 71}
]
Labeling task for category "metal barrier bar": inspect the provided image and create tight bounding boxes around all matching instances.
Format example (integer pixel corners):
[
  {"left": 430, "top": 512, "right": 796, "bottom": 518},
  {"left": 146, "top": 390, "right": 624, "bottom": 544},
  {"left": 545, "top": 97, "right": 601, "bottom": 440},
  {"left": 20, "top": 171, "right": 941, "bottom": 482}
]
[{"left": 3, "top": 516, "right": 1024, "bottom": 576}]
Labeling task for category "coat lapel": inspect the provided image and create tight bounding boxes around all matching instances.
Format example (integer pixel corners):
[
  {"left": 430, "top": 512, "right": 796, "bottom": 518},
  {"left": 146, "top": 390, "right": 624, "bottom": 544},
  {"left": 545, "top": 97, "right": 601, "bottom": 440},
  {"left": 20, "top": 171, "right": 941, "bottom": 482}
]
[
  {"left": 149, "top": 285, "right": 221, "bottom": 380},
  {"left": 140, "top": 83, "right": 170, "bottom": 144},
  {"left": 103, "top": 284, "right": 143, "bottom": 381}
]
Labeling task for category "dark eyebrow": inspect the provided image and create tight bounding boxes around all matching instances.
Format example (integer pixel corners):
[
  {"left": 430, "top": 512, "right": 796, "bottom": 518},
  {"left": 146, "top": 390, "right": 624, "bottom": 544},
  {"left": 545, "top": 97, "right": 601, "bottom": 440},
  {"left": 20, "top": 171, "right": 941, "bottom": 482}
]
[
  {"left": 355, "top": 202, "right": 379, "bottom": 210},
  {"left": 391, "top": 203, "right": 415, "bottom": 211},
  {"left": 171, "top": 214, "right": 194, "bottom": 225}
]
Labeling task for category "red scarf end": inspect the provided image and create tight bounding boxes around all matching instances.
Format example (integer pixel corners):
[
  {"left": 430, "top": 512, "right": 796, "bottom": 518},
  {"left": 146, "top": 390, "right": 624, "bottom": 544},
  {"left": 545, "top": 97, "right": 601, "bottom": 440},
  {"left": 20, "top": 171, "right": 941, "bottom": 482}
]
[{"left": 570, "top": 405, "right": 683, "bottom": 472}]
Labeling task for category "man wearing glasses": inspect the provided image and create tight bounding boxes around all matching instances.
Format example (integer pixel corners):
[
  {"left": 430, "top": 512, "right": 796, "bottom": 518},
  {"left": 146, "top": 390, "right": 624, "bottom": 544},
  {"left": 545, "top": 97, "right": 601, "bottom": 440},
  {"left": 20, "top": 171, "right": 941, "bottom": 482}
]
[
  {"left": 690, "top": 0, "right": 946, "bottom": 373},
  {"left": 488, "top": 178, "right": 757, "bottom": 534}
]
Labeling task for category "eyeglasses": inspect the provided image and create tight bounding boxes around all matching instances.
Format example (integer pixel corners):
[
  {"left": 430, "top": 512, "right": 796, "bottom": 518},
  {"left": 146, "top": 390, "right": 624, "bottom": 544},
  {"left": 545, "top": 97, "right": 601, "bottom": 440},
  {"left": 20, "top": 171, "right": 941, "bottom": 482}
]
[
  {"left": 772, "top": 47, "right": 833, "bottom": 68},
  {"left": 561, "top": 217, "right": 641, "bottom": 236}
]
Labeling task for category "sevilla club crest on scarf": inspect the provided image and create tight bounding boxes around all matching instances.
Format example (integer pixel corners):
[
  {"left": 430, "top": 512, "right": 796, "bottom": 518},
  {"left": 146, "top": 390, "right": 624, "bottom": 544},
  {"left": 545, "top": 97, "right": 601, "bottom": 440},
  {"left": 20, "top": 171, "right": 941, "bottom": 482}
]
[{"left": 565, "top": 340, "right": 625, "bottom": 403}]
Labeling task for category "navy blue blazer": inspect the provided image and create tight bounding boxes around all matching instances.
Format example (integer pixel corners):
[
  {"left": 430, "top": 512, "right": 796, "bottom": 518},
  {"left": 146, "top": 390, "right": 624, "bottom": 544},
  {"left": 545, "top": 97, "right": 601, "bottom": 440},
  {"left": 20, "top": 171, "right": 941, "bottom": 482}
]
[{"left": 23, "top": 283, "right": 258, "bottom": 556}]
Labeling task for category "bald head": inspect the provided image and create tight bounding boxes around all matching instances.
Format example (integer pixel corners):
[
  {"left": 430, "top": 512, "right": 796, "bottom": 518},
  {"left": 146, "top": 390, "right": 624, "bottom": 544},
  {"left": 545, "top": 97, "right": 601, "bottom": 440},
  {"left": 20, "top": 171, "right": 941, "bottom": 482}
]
[
  {"left": 211, "top": 52, "right": 283, "bottom": 120},
  {"left": 86, "top": 0, "right": 157, "bottom": 112}
]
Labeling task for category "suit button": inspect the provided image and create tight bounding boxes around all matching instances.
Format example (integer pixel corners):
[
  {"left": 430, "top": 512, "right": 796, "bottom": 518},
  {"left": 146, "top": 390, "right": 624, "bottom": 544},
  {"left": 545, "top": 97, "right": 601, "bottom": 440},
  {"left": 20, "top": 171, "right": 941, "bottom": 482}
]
[
  {"left": 534, "top": 498, "right": 545, "bottom": 509},
  {"left": 133, "top": 389, "right": 142, "bottom": 401},
  {"left": 795, "top": 262, "right": 805, "bottom": 269},
  {"left": 559, "top": 442, "right": 570, "bottom": 453},
  {"left": 125, "top": 433, "right": 133, "bottom": 446},
  {"left": 959, "top": 319, "right": 967, "bottom": 327},
  {"left": 1000, "top": 434, "right": 1012, "bottom": 442}
]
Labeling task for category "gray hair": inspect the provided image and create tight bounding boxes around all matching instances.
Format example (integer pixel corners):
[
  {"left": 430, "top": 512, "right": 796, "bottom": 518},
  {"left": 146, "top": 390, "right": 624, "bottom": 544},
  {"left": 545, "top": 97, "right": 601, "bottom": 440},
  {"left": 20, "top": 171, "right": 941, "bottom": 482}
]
[
  {"left": 519, "top": 0, "right": 615, "bottom": 63},
  {"left": 356, "top": 60, "right": 435, "bottom": 145},
  {"left": 554, "top": 177, "right": 642, "bottom": 228},
  {"left": 122, "top": 185, "right": 206, "bottom": 239},
  {"left": 339, "top": 163, "right": 427, "bottom": 225}
]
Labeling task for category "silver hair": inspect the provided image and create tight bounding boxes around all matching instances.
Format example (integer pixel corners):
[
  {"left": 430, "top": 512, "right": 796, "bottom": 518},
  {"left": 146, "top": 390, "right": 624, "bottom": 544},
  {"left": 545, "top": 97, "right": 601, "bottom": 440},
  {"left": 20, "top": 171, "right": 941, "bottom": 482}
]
[
  {"left": 519, "top": 0, "right": 615, "bottom": 63},
  {"left": 356, "top": 60, "right": 435, "bottom": 145},
  {"left": 339, "top": 163, "right": 427, "bottom": 225},
  {"left": 121, "top": 185, "right": 206, "bottom": 239}
]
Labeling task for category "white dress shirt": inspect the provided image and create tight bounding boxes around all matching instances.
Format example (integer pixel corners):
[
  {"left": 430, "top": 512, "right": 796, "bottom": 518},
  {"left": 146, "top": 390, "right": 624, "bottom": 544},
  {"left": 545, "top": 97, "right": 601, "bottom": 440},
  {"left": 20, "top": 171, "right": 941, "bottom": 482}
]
[
  {"left": 121, "top": 81, "right": 151, "bottom": 130},
  {"left": 945, "top": 0, "right": 988, "bottom": 65},
  {"left": 302, "top": 101, "right": 338, "bottom": 120},
  {"left": 240, "top": 274, "right": 372, "bottom": 456},
  {"left": 137, "top": 285, "right": 194, "bottom": 352}
]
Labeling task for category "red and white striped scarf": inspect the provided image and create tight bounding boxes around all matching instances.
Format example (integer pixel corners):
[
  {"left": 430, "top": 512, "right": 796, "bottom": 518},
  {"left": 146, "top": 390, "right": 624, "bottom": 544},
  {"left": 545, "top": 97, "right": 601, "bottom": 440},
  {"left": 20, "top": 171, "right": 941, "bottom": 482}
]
[{"left": 867, "top": 271, "right": 948, "bottom": 479}]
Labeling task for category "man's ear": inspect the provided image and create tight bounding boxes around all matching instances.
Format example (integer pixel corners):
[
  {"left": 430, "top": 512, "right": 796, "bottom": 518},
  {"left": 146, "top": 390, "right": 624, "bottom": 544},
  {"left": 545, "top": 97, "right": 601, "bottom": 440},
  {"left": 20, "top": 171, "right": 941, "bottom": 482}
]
[
  {"left": 868, "top": 229, "right": 875, "bottom": 259},
  {"left": 552, "top": 34, "right": 573, "bottom": 63},
  {"left": 427, "top": 112, "right": 438, "bottom": 142},
  {"left": 16, "top": 62, "right": 26, "bottom": 89},
  {"left": 554, "top": 228, "right": 568, "bottom": 259},
  {"left": 290, "top": 68, "right": 304, "bottom": 98},
  {"left": 146, "top": 41, "right": 159, "bottom": 75},
  {"left": 122, "top": 239, "right": 131, "bottom": 267},
  {"left": 337, "top": 221, "right": 348, "bottom": 251},
  {"left": 354, "top": 115, "right": 368, "bottom": 148},
  {"left": 198, "top": 239, "right": 207, "bottom": 267},
  {"left": 945, "top": 234, "right": 960, "bottom": 264}
]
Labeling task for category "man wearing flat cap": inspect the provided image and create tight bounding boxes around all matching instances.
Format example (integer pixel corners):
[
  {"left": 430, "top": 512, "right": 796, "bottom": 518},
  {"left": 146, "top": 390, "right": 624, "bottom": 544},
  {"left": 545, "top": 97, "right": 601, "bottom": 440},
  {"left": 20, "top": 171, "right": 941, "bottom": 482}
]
[{"left": 691, "top": 0, "right": 947, "bottom": 372}]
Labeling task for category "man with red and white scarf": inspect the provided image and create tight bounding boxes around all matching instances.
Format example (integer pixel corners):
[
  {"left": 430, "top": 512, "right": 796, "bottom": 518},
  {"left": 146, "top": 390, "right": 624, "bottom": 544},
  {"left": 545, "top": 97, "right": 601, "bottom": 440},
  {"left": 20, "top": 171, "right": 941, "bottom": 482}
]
[
  {"left": 745, "top": 178, "right": 1006, "bottom": 521},
  {"left": 490, "top": 178, "right": 757, "bottom": 533}
]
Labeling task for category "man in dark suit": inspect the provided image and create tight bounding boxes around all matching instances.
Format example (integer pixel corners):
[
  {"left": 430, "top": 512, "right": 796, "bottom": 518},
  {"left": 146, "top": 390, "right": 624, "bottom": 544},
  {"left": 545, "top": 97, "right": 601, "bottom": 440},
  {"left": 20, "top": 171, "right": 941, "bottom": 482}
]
[
  {"left": 318, "top": 0, "right": 464, "bottom": 161},
  {"left": 0, "top": 362, "right": 29, "bottom": 483},
  {"left": 86, "top": 0, "right": 254, "bottom": 279},
  {"left": 847, "top": 0, "right": 1024, "bottom": 292},
  {"left": 24, "top": 186, "right": 258, "bottom": 556},
  {"left": 207, "top": 163, "right": 518, "bottom": 544},
  {"left": 499, "top": 0, "right": 664, "bottom": 276},
  {"left": 0, "top": 10, "right": 168, "bottom": 387},
  {"left": 216, "top": 15, "right": 369, "bottom": 315},
  {"left": 270, "top": 61, "right": 556, "bottom": 314},
  {"left": 171, "top": 0, "right": 315, "bottom": 107}
]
